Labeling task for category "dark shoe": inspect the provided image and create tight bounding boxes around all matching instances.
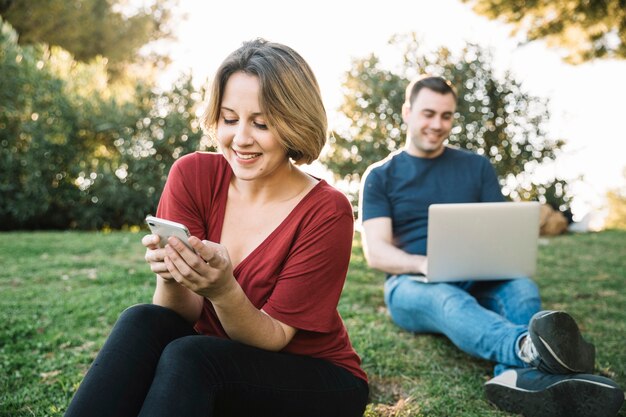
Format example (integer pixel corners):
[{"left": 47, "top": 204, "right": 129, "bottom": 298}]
[
  {"left": 485, "top": 368, "right": 624, "bottom": 417},
  {"left": 527, "top": 310, "right": 595, "bottom": 374}
]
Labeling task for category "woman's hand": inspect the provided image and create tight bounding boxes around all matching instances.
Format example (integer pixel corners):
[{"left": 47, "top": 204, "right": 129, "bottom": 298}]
[
  {"left": 163, "top": 236, "right": 237, "bottom": 301},
  {"left": 142, "top": 234, "right": 175, "bottom": 280},
  {"left": 162, "top": 236, "right": 296, "bottom": 350}
]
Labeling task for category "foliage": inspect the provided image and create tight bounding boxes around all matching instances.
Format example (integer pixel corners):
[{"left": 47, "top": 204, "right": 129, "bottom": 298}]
[
  {"left": 324, "top": 54, "right": 406, "bottom": 189},
  {"left": 1, "top": 19, "right": 94, "bottom": 229},
  {"left": 321, "top": 34, "right": 570, "bottom": 210},
  {"left": 0, "top": 18, "right": 213, "bottom": 230},
  {"left": 605, "top": 168, "right": 626, "bottom": 230},
  {"left": 462, "top": 0, "right": 626, "bottom": 63},
  {"left": 76, "top": 78, "right": 212, "bottom": 229},
  {"left": 0, "top": 0, "right": 178, "bottom": 78},
  {"left": 1, "top": 230, "right": 625, "bottom": 416}
]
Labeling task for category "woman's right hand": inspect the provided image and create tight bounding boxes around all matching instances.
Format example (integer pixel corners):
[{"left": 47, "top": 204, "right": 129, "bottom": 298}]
[{"left": 142, "top": 234, "right": 174, "bottom": 280}]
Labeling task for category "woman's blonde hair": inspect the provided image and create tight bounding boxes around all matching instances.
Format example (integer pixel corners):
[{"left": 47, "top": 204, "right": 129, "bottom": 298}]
[{"left": 201, "top": 38, "right": 327, "bottom": 165}]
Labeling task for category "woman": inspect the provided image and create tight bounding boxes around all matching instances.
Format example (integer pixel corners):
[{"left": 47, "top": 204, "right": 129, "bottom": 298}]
[{"left": 64, "top": 38, "right": 369, "bottom": 417}]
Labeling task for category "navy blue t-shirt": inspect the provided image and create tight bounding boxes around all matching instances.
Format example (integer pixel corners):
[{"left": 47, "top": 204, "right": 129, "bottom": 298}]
[{"left": 360, "top": 147, "right": 504, "bottom": 256}]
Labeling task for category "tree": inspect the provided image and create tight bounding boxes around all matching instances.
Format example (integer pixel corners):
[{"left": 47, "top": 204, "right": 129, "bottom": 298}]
[
  {"left": 0, "top": 0, "right": 177, "bottom": 77},
  {"left": 461, "top": 0, "right": 626, "bottom": 63},
  {"left": 605, "top": 168, "right": 626, "bottom": 230},
  {"left": 0, "top": 17, "right": 212, "bottom": 230},
  {"left": 321, "top": 33, "right": 571, "bottom": 210},
  {"left": 76, "top": 75, "right": 213, "bottom": 229},
  {"left": 0, "top": 17, "right": 96, "bottom": 228}
]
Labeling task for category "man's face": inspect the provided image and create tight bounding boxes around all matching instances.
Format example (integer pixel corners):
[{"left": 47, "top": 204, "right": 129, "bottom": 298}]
[{"left": 402, "top": 88, "right": 456, "bottom": 158}]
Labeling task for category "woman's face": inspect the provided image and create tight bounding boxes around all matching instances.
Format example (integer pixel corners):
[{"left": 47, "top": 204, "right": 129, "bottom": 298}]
[{"left": 217, "top": 71, "right": 289, "bottom": 182}]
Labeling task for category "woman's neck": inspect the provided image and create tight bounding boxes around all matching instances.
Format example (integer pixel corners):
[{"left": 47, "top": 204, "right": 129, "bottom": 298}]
[{"left": 230, "top": 163, "right": 317, "bottom": 205}]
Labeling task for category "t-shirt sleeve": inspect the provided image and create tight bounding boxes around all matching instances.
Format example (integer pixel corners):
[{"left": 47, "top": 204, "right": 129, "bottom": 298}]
[
  {"left": 155, "top": 154, "right": 208, "bottom": 240},
  {"left": 359, "top": 166, "right": 392, "bottom": 222},
  {"left": 480, "top": 158, "right": 505, "bottom": 203},
  {"left": 261, "top": 193, "right": 354, "bottom": 333}
]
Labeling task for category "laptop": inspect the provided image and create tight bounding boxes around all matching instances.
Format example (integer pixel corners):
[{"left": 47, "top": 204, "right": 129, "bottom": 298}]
[{"left": 410, "top": 201, "right": 540, "bottom": 283}]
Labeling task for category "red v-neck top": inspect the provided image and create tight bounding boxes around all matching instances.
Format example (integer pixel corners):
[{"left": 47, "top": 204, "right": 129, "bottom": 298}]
[{"left": 156, "top": 152, "right": 367, "bottom": 382}]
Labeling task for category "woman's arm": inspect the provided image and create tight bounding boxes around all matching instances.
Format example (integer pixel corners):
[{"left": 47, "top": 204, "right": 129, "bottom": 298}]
[
  {"left": 142, "top": 233, "right": 204, "bottom": 323},
  {"left": 163, "top": 236, "right": 297, "bottom": 351}
]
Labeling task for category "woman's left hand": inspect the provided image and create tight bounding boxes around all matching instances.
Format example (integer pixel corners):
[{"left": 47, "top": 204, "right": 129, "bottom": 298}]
[{"left": 163, "top": 236, "right": 237, "bottom": 301}]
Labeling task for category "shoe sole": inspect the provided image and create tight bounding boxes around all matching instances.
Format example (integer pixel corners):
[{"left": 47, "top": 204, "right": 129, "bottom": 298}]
[
  {"left": 531, "top": 311, "right": 595, "bottom": 373},
  {"left": 485, "top": 377, "right": 625, "bottom": 417}
]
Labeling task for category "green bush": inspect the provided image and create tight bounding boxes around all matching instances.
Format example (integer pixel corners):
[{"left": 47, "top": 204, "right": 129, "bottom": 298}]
[
  {"left": 1, "top": 18, "right": 84, "bottom": 228},
  {"left": 0, "top": 17, "right": 214, "bottom": 230},
  {"left": 69, "top": 79, "right": 213, "bottom": 230}
]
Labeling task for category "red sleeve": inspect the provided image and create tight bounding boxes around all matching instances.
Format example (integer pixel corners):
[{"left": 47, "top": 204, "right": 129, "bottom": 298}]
[
  {"left": 155, "top": 154, "right": 206, "bottom": 240},
  {"left": 155, "top": 152, "right": 229, "bottom": 241},
  {"left": 261, "top": 188, "right": 354, "bottom": 333}
]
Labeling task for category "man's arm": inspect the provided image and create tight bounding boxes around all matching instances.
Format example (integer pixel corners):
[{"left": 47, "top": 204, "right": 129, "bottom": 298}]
[{"left": 361, "top": 217, "right": 428, "bottom": 275}]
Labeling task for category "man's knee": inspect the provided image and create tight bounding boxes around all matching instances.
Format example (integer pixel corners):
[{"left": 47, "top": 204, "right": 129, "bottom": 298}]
[
  {"left": 510, "top": 278, "right": 541, "bottom": 301},
  {"left": 387, "top": 281, "right": 474, "bottom": 332},
  {"left": 439, "top": 289, "right": 480, "bottom": 316}
]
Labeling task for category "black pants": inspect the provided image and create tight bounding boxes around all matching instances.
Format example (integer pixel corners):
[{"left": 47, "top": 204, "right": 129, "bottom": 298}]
[{"left": 64, "top": 304, "right": 369, "bottom": 417}]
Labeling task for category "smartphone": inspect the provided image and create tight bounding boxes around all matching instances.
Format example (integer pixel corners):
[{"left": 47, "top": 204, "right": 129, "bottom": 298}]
[{"left": 145, "top": 215, "right": 195, "bottom": 251}]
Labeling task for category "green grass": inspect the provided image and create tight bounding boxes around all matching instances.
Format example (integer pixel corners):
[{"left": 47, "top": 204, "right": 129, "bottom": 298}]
[{"left": 1, "top": 230, "right": 625, "bottom": 416}]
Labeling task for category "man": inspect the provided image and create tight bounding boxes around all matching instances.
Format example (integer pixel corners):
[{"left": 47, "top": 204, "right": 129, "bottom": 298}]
[{"left": 359, "top": 75, "right": 624, "bottom": 416}]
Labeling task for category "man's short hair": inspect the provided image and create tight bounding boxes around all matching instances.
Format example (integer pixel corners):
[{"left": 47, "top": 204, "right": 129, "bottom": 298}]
[{"left": 405, "top": 75, "right": 457, "bottom": 105}]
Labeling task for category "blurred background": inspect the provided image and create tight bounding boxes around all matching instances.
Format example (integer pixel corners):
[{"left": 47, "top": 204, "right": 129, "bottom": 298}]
[{"left": 2, "top": 0, "right": 625, "bottom": 231}]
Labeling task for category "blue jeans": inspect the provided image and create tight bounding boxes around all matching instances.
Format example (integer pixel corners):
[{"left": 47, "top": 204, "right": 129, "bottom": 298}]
[{"left": 384, "top": 275, "right": 541, "bottom": 375}]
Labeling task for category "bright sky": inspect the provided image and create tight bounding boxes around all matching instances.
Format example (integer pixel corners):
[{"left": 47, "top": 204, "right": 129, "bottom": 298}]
[{"left": 157, "top": 0, "right": 626, "bottom": 220}]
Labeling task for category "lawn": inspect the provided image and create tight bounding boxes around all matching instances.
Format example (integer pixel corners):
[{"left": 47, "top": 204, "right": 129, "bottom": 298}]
[{"left": 1, "top": 229, "right": 624, "bottom": 416}]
